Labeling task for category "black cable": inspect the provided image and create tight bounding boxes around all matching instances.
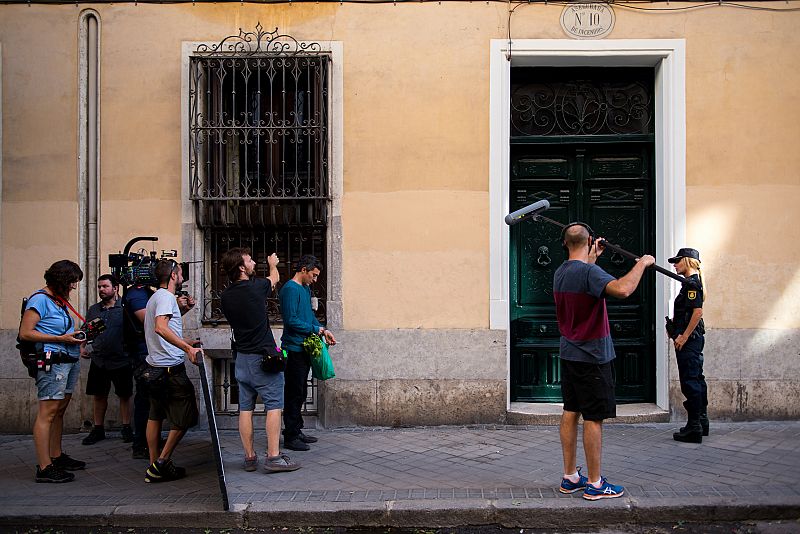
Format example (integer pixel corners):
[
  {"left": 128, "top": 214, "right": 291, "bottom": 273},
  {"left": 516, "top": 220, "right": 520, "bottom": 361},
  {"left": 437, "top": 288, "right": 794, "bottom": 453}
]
[{"left": 4, "top": 0, "right": 800, "bottom": 8}]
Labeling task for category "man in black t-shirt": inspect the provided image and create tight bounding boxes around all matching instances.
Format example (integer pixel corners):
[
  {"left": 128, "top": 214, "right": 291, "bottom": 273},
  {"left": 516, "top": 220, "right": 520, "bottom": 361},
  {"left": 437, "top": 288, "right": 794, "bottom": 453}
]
[{"left": 220, "top": 248, "right": 300, "bottom": 473}]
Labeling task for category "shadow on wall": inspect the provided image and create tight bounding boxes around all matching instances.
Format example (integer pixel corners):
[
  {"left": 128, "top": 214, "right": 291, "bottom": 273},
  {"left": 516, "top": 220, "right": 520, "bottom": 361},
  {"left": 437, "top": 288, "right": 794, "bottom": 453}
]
[
  {"left": 671, "top": 194, "right": 800, "bottom": 421},
  {"left": 668, "top": 326, "right": 800, "bottom": 422}
]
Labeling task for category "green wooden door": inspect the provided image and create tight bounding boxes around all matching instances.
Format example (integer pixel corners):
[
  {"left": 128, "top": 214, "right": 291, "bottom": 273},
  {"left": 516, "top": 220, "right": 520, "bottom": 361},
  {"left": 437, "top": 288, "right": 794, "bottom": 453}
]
[{"left": 509, "top": 142, "right": 655, "bottom": 403}]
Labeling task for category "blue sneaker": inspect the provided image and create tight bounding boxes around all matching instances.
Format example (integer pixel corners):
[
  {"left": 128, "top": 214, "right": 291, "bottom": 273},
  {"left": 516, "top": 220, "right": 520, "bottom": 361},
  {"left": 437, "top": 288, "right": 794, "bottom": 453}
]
[
  {"left": 583, "top": 477, "right": 624, "bottom": 500},
  {"left": 559, "top": 466, "right": 588, "bottom": 494}
]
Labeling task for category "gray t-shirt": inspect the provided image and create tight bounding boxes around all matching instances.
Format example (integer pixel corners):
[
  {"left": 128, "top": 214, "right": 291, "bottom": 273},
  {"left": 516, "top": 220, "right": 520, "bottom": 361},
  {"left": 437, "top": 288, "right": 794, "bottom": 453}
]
[{"left": 144, "top": 288, "right": 185, "bottom": 367}]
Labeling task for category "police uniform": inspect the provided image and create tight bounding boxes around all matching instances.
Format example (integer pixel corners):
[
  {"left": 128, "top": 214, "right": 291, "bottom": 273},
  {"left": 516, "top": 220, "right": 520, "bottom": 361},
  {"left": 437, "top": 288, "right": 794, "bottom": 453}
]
[{"left": 668, "top": 248, "right": 708, "bottom": 443}]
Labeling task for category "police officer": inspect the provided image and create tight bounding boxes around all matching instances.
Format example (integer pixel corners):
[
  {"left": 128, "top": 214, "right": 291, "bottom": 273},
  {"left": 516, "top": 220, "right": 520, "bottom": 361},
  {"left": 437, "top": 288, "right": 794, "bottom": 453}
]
[{"left": 667, "top": 248, "right": 707, "bottom": 443}]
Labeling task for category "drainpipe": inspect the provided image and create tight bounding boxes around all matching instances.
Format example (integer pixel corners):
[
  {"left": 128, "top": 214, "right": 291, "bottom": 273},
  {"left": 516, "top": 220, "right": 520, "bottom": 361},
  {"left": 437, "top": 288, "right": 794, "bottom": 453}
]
[
  {"left": 79, "top": 10, "right": 100, "bottom": 311},
  {"left": 87, "top": 14, "right": 99, "bottom": 304}
]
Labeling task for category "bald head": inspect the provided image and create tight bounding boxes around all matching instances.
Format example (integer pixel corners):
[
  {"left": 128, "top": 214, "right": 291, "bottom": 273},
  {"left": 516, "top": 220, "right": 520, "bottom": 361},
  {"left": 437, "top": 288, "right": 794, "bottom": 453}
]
[{"left": 564, "top": 224, "right": 591, "bottom": 252}]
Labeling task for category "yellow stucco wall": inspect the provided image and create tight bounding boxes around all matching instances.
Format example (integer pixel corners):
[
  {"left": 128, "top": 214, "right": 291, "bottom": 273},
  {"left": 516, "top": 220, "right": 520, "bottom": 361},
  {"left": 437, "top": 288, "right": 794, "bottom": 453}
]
[{"left": 0, "top": 3, "right": 798, "bottom": 331}]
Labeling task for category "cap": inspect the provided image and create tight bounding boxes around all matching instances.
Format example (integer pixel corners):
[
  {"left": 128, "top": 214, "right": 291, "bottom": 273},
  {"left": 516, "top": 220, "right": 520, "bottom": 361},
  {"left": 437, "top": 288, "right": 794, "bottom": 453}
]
[{"left": 668, "top": 247, "right": 700, "bottom": 264}]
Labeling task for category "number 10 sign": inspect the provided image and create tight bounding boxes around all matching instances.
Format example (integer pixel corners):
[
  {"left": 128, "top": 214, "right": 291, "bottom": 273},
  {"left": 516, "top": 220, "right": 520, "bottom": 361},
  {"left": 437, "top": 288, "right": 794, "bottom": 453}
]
[{"left": 560, "top": 3, "right": 616, "bottom": 40}]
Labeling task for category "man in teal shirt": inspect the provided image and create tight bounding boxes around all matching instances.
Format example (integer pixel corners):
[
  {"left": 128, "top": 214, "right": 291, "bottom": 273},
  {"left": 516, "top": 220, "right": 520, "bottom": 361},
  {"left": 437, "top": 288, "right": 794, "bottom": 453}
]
[{"left": 279, "top": 255, "right": 336, "bottom": 451}]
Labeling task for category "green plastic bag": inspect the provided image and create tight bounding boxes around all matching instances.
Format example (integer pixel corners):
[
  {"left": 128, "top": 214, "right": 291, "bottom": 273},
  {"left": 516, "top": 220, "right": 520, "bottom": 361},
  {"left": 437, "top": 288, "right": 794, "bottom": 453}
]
[{"left": 303, "top": 334, "right": 335, "bottom": 381}]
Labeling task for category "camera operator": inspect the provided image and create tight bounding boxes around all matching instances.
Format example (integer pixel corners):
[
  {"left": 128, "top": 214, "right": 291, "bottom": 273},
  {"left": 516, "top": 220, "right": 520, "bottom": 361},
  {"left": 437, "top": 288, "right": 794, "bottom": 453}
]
[
  {"left": 81, "top": 274, "right": 133, "bottom": 446},
  {"left": 220, "top": 248, "right": 300, "bottom": 473},
  {"left": 18, "top": 260, "right": 87, "bottom": 483},
  {"left": 123, "top": 278, "right": 155, "bottom": 459},
  {"left": 142, "top": 259, "right": 202, "bottom": 483}
]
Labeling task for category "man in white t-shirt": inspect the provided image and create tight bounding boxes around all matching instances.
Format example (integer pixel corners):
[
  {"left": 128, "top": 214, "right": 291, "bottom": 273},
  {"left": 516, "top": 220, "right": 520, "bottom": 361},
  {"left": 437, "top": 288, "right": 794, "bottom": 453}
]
[{"left": 142, "top": 259, "right": 202, "bottom": 483}]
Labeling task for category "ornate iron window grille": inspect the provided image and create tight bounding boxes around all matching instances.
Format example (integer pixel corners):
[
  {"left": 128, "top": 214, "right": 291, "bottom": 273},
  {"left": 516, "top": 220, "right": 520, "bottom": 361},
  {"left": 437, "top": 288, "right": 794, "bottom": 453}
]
[
  {"left": 202, "top": 228, "right": 327, "bottom": 325},
  {"left": 189, "top": 24, "right": 330, "bottom": 324}
]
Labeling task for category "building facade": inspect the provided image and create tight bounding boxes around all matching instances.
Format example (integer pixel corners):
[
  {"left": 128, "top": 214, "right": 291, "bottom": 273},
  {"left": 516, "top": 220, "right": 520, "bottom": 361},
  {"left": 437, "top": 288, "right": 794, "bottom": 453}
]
[{"left": 0, "top": 1, "right": 798, "bottom": 432}]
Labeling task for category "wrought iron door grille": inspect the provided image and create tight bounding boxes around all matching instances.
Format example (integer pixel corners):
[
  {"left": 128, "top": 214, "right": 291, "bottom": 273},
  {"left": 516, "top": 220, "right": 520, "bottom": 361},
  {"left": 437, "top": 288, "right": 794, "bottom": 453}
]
[{"left": 511, "top": 67, "right": 654, "bottom": 137}]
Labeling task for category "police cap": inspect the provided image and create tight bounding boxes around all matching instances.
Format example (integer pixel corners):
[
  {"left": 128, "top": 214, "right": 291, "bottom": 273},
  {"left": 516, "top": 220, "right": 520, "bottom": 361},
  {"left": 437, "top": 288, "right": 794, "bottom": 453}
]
[{"left": 668, "top": 247, "right": 701, "bottom": 264}]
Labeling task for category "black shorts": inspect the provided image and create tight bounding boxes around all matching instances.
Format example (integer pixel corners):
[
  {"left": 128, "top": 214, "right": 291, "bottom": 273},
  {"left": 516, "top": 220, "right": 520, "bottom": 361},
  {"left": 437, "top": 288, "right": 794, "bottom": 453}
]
[
  {"left": 86, "top": 362, "right": 134, "bottom": 398},
  {"left": 561, "top": 359, "right": 616, "bottom": 421},
  {"left": 148, "top": 368, "right": 198, "bottom": 430}
]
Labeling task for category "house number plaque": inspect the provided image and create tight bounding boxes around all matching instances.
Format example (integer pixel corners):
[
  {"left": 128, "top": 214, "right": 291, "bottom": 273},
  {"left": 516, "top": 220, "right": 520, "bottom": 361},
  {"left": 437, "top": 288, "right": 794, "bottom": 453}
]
[{"left": 560, "top": 3, "right": 616, "bottom": 40}]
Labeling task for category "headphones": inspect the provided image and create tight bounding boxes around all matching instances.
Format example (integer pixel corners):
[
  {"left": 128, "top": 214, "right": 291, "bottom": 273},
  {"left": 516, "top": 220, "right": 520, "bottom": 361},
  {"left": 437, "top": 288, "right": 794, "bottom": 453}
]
[{"left": 561, "top": 222, "right": 595, "bottom": 252}]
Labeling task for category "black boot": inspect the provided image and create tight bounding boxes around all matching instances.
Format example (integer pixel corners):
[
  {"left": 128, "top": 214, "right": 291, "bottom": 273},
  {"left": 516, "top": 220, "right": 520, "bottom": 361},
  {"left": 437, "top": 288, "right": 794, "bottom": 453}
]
[
  {"left": 699, "top": 411, "right": 709, "bottom": 437},
  {"left": 674, "top": 417, "right": 703, "bottom": 443}
]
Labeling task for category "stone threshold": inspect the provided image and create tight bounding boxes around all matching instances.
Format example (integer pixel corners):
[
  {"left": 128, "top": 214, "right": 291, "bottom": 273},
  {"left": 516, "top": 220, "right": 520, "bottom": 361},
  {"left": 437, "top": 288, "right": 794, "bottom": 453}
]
[{"left": 507, "top": 402, "right": 669, "bottom": 425}]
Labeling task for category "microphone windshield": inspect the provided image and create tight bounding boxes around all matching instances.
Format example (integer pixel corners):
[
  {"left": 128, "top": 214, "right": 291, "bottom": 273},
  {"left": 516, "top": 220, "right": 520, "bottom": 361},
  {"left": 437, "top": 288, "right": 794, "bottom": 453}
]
[{"left": 504, "top": 199, "right": 550, "bottom": 226}]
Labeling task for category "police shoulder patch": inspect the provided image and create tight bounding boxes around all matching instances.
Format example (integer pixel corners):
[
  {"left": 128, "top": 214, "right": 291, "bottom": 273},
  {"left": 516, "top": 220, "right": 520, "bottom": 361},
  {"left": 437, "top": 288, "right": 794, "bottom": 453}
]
[{"left": 688, "top": 290, "right": 697, "bottom": 300}]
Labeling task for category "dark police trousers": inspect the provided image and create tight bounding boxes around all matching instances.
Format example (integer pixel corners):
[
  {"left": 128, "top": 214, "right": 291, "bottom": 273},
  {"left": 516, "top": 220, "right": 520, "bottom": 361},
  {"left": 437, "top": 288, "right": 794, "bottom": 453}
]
[
  {"left": 283, "top": 349, "right": 311, "bottom": 441},
  {"left": 675, "top": 334, "right": 707, "bottom": 416}
]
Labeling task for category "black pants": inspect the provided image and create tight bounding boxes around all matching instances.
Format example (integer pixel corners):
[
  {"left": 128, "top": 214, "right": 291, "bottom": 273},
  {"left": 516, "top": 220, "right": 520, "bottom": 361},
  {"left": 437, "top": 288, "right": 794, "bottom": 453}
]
[
  {"left": 132, "top": 360, "right": 150, "bottom": 449},
  {"left": 282, "top": 349, "right": 310, "bottom": 440},
  {"left": 676, "top": 334, "right": 707, "bottom": 417}
]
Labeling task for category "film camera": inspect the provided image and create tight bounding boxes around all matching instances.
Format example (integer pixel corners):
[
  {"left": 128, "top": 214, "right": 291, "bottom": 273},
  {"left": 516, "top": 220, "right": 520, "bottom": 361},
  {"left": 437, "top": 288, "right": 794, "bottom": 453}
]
[
  {"left": 109, "top": 236, "right": 189, "bottom": 288},
  {"left": 75, "top": 318, "right": 106, "bottom": 341}
]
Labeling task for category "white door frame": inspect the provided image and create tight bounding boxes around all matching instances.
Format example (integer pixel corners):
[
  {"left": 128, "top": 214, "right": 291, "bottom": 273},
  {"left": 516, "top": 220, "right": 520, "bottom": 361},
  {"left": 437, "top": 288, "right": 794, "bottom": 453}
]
[{"left": 489, "top": 39, "right": 686, "bottom": 411}]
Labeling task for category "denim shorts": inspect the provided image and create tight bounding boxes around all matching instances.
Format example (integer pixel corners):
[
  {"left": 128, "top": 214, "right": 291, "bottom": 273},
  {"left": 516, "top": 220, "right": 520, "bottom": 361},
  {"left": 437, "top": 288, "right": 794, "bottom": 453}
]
[
  {"left": 235, "top": 352, "right": 285, "bottom": 411},
  {"left": 36, "top": 360, "right": 81, "bottom": 401}
]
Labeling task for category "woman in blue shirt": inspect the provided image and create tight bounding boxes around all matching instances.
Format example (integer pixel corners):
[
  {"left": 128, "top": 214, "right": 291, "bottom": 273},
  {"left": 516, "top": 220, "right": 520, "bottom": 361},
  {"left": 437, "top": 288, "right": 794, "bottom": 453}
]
[{"left": 18, "top": 260, "right": 86, "bottom": 483}]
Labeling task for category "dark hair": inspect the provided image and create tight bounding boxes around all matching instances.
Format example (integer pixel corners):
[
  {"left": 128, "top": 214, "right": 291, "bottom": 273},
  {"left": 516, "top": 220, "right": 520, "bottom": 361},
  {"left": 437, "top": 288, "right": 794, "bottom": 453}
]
[
  {"left": 221, "top": 247, "right": 251, "bottom": 283},
  {"left": 44, "top": 260, "right": 84, "bottom": 298},
  {"left": 293, "top": 254, "right": 322, "bottom": 274},
  {"left": 98, "top": 273, "right": 118, "bottom": 287},
  {"left": 154, "top": 259, "right": 179, "bottom": 286}
]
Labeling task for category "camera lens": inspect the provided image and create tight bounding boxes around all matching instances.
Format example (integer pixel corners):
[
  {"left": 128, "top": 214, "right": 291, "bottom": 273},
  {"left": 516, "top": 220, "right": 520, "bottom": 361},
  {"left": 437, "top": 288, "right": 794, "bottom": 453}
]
[{"left": 74, "top": 331, "right": 86, "bottom": 341}]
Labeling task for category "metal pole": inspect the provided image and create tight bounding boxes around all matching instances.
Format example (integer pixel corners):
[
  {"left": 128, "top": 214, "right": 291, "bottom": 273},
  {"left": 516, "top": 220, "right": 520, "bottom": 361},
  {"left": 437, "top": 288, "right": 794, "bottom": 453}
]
[{"left": 533, "top": 215, "right": 688, "bottom": 285}]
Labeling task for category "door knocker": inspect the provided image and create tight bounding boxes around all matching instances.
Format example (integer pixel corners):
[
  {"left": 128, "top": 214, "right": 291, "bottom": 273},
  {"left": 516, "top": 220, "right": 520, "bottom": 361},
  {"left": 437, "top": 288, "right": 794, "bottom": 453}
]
[{"left": 537, "top": 246, "right": 552, "bottom": 267}]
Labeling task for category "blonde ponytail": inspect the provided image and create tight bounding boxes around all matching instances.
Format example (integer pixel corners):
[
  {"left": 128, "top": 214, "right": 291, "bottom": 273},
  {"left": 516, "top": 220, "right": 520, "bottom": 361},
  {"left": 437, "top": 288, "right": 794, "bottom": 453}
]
[{"left": 682, "top": 257, "right": 706, "bottom": 299}]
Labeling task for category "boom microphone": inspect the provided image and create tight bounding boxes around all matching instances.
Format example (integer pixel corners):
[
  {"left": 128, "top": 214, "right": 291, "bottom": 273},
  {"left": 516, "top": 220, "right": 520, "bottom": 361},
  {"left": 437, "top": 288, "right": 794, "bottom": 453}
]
[{"left": 504, "top": 200, "right": 551, "bottom": 226}]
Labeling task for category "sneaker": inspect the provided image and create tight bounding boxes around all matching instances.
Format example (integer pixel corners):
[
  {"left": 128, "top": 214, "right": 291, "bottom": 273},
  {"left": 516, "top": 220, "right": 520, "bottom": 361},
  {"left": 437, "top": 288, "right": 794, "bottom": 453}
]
[
  {"left": 121, "top": 425, "right": 134, "bottom": 443},
  {"left": 298, "top": 431, "right": 318, "bottom": 444},
  {"left": 51, "top": 452, "right": 86, "bottom": 471},
  {"left": 583, "top": 477, "right": 625, "bottom": 501},
  {"left": 559, "top": 466, "right": 588, "bottom": 494},
  {"left": 131, "top": 445, "right": 149, "bottom": 460},
  {"left": 144, "top": 458, "right": 185, "bottom": 483},
  {"left": 243, "top": 455, "right": 258, "bottom": 472},
  {"left": 284, "top": 437, "right": 310, "bottom": 451},
  {"left": 163, "top": 459, "right": 186, "bottom": 479},
  {"left": 264, "top": 453, "right": 301, "bottom": 473},
  {"left": 82, "top": 426, "right": 106, "bottom": 445},
  {"left": 35, "top": 464, "right": 75, "bottom": 483}
]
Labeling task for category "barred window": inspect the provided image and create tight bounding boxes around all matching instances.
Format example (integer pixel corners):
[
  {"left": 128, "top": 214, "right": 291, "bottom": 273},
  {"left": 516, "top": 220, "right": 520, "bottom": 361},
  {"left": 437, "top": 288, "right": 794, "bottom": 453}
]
[{"left": 189, "top": 40, "right": 330, "bottom": 325}]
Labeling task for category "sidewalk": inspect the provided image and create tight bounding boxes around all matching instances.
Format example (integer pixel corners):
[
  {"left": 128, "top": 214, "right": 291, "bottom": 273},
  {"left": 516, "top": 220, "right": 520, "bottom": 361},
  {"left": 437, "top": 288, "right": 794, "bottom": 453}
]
[{"left": 1, "top": 421, "right": 799, "bottom": 529}]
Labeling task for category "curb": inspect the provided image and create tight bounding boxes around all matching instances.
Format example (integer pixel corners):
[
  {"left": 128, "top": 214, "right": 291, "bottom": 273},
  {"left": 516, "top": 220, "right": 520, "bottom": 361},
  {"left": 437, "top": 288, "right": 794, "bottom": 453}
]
[{"left": 2, "top": 497, "right": 799, "bottom": 529}]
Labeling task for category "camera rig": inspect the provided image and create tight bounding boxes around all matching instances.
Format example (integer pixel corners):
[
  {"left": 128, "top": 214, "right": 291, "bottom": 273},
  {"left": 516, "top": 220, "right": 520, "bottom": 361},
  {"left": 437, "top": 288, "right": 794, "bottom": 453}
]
[{"left": 109, "top": 236, "right": 189, "bottom": 289}]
